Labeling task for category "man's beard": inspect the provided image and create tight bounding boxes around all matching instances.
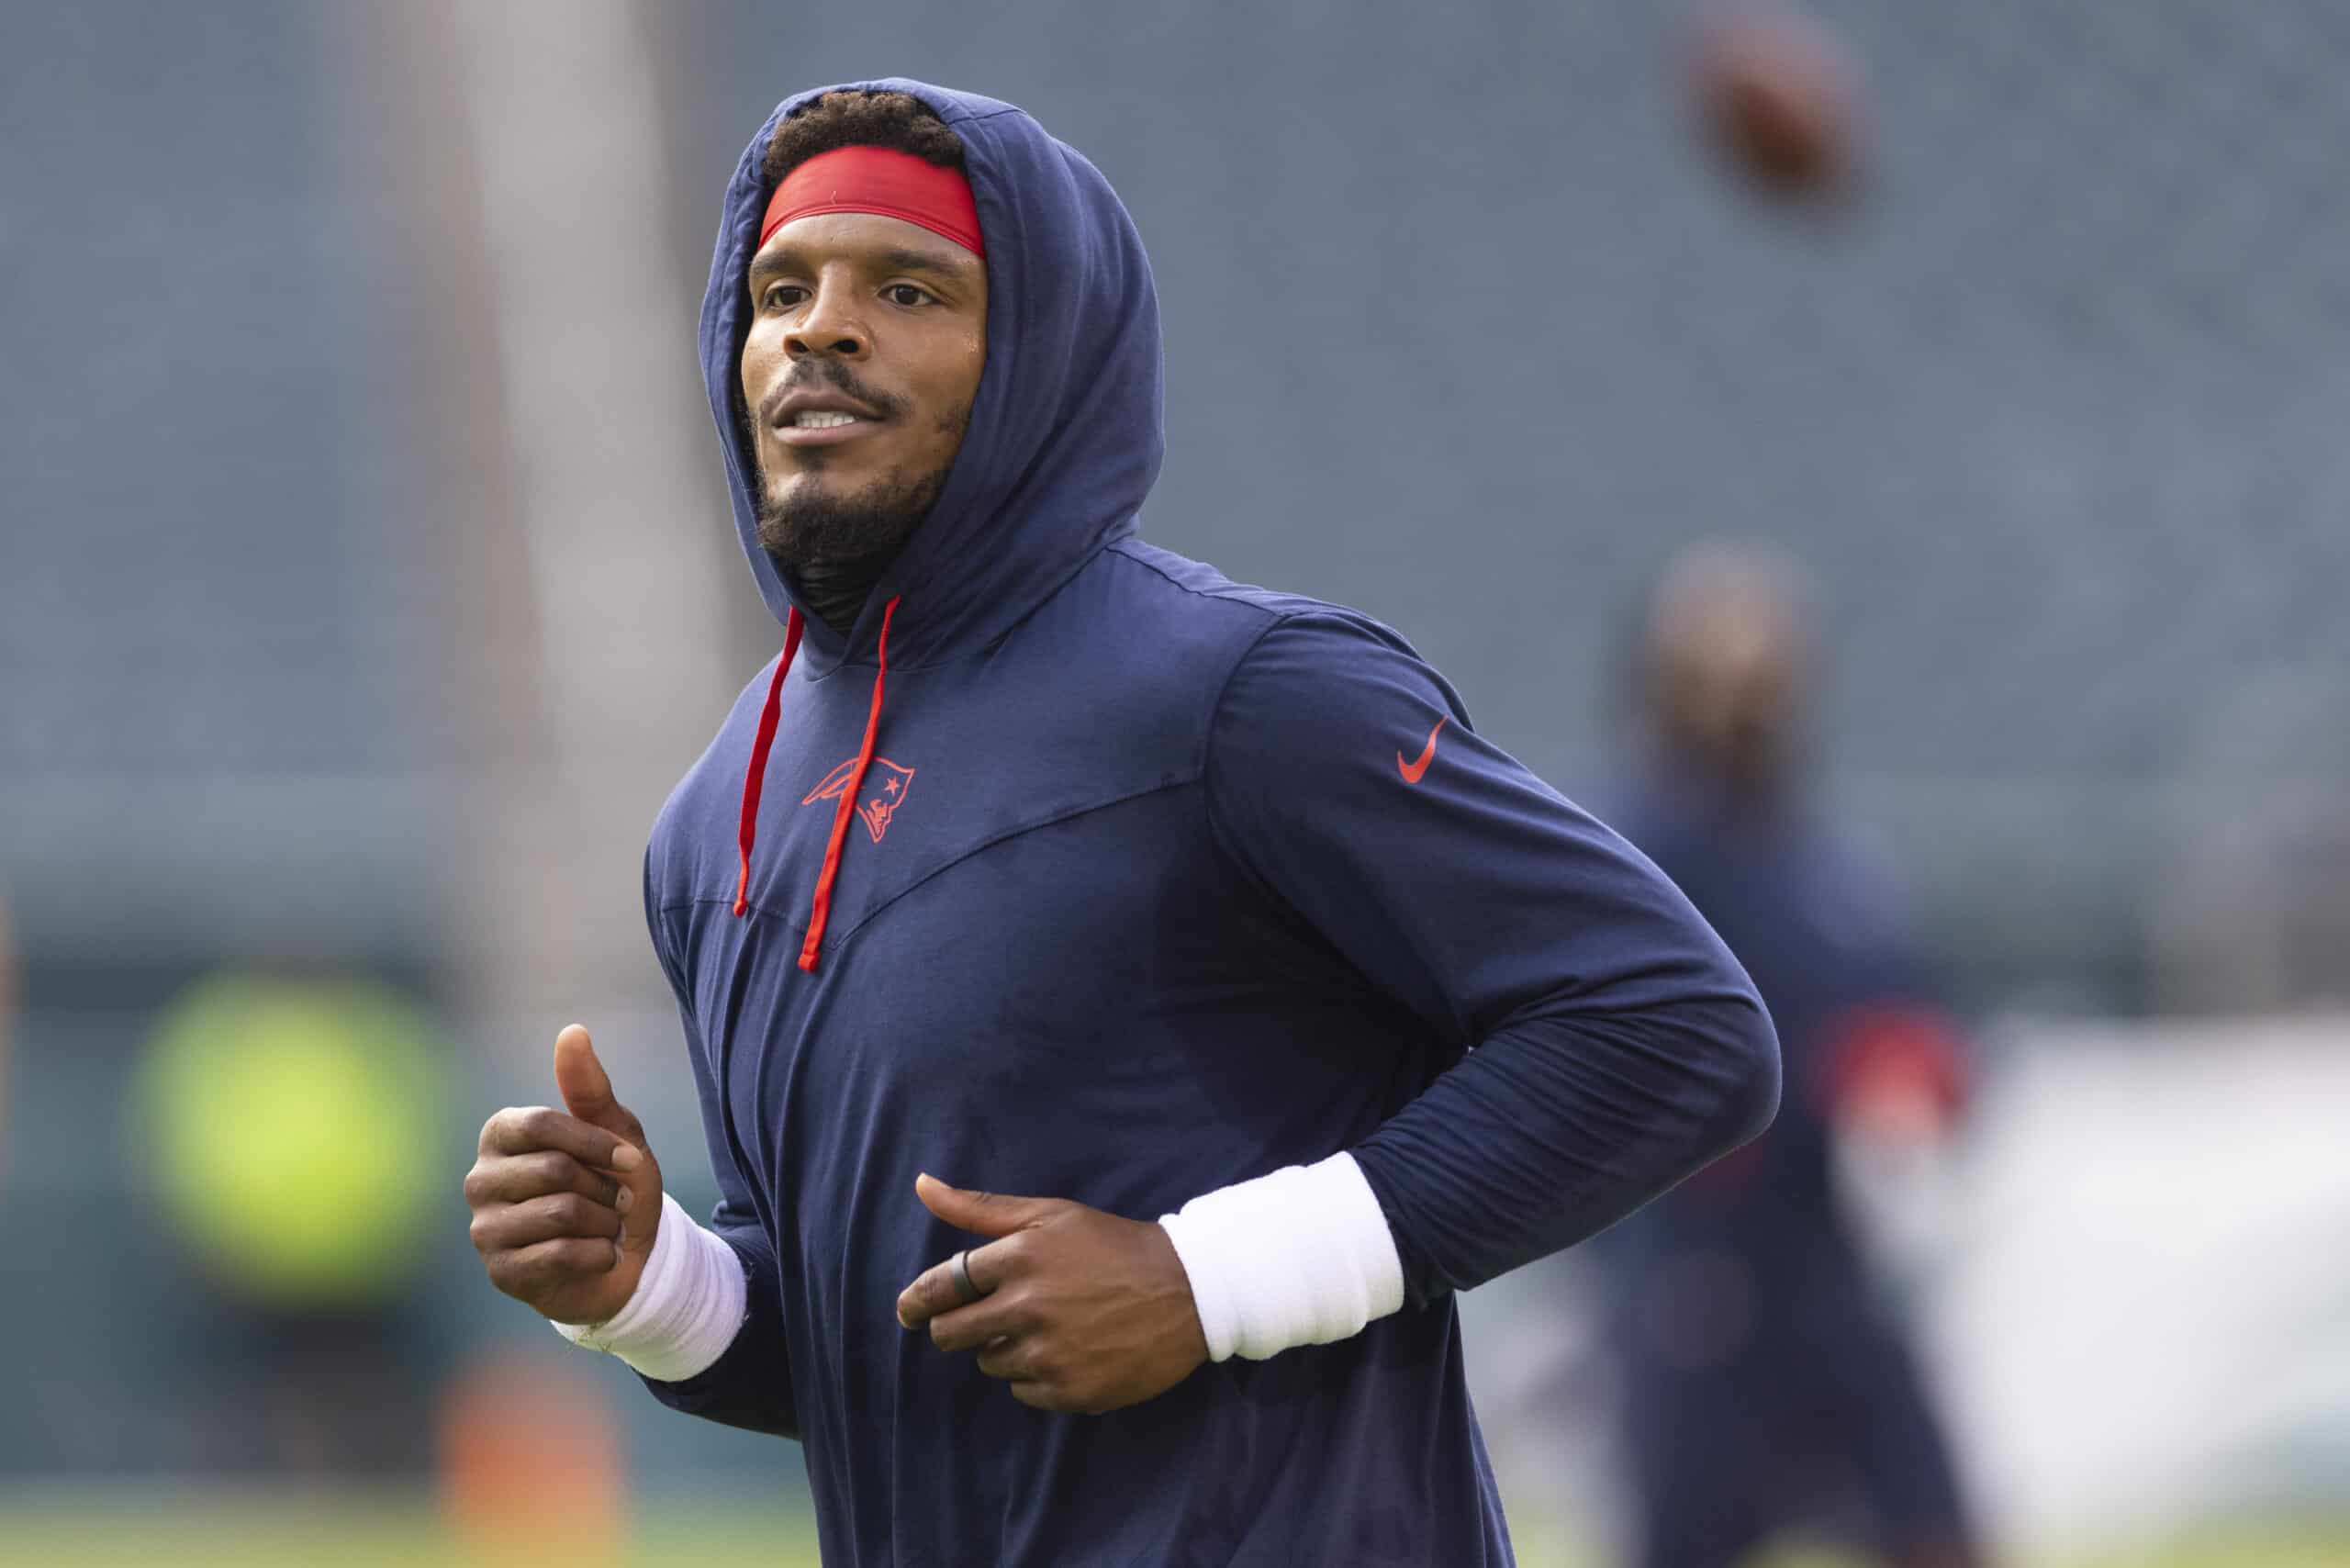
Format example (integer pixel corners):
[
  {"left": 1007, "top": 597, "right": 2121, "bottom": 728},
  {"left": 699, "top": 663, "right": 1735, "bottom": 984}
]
[
  {"left": 750, "top": 432, "right": 968, "bottom": 633},
  {"left": 753, "top": 459, "right": 952, "bottom": 571}
]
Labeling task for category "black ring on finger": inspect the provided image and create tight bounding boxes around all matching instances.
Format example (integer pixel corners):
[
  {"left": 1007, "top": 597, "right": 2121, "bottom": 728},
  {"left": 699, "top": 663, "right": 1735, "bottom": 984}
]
[{"left": 950, "top": 1249, "right": 983, "bottom": 1305}]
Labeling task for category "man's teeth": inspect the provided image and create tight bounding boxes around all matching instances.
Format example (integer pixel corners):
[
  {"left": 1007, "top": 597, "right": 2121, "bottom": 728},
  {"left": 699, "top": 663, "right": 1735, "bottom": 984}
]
[{"left": 792, "top": 410, "right": 861, "bottom": 430}]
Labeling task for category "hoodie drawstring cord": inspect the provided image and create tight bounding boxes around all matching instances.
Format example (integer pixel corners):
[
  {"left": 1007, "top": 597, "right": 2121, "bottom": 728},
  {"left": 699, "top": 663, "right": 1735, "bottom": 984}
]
[
  {"left": 733, "top": 607, "right": 806, "bottom": 919},
  {"left": 800, "top": 595, "right": 899, "bottom": 970},
  {"left": 727, "top": 597, "right": 902, "bottom": 976}
]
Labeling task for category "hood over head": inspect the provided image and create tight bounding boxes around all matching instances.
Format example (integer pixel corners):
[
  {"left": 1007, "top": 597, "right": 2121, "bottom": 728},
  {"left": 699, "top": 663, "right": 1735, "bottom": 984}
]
[{"left": 700, "top": 80, "right": 1166, "bottom": 672}]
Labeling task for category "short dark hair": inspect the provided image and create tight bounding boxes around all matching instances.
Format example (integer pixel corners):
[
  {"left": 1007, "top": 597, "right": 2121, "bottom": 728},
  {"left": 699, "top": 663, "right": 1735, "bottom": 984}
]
[{"left": 762, "top": 89, "right": 967, "bottom": 190}]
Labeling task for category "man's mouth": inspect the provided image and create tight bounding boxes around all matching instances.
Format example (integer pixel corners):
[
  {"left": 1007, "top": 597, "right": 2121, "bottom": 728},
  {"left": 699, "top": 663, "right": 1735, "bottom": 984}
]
[
  {"left": 778, "top": 417, "right": 878, "bottom": 448},
  {"left": 771, "top": 389, "right": 889, "bottom": 447}
]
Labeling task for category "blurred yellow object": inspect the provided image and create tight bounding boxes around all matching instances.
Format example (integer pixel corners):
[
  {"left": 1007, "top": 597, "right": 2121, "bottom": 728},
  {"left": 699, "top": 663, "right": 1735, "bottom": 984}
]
[{"left": 133, "top": 974, "right": 445, "bottom": 1310}]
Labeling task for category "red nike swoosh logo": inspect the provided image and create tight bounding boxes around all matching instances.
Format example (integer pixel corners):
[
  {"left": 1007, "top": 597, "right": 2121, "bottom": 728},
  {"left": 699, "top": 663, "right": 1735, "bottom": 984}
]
[{"left": 1397, "top": 715, "right": 1448, "bottom": 784}]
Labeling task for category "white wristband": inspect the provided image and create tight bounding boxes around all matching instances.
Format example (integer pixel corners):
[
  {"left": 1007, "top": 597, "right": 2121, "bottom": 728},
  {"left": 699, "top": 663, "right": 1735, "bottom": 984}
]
[
  {"left": 553, "top": 1192, "right": 749, "bottom": 1383},
  {"left": 1157, "top": 1151, "right": 1405, "bottom": 1363}
]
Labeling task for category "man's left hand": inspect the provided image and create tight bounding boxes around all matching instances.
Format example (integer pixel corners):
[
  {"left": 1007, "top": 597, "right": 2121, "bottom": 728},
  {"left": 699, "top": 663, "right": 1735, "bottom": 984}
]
[{"left": 896, "top": 1173, "right": 1208, "bottom": 1414}]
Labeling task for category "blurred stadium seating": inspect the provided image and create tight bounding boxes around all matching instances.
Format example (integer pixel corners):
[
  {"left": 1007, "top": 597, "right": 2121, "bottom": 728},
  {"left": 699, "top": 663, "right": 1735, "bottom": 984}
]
[{"left": 4, "top": 1, "right": 2345, "bottom": 1561}]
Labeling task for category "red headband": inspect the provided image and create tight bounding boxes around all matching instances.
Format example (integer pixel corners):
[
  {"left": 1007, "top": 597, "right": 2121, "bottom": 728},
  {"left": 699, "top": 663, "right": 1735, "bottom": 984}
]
[{"left": 758, "top": 145, "right": 985, "bottom": 257}]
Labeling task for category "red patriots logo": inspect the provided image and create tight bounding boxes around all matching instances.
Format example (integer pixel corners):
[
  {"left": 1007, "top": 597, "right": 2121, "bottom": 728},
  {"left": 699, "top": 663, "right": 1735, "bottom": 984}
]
[{"left": 802, "top": 756, "right": 916, "bottom": 844}]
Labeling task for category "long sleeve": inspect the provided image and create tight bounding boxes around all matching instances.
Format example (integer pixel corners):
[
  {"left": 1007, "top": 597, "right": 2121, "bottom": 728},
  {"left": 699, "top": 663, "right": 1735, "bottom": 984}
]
[
  {"left": 634, "top": 1167, "right": 796, "bottom": 1438},
  {"left": 638, "top": 862, "right": 799, "bottom": 1438},
  {"left": 1203, "top": 612, "right": 1781, "bottom": 1305}
]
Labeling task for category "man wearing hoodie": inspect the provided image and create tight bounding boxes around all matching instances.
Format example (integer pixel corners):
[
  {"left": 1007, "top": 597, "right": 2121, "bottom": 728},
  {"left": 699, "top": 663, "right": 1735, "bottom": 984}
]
[
  {"left": 464, "top": 83, "right": 1780, "bottom": 1565},
  {"left": 1602, "top": 544, "right": 1977, "bottom": 1568}
]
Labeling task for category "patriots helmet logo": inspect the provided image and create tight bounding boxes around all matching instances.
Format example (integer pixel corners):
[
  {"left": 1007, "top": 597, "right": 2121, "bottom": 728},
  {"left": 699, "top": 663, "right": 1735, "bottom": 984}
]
[{"left": 802, "top": 756, "right": 916, "bottom": 844}]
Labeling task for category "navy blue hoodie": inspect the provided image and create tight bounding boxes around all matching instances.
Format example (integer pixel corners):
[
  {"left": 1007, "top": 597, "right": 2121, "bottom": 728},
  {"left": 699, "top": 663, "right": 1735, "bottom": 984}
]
[{"left": 638, "top": 80, "right": 1779, "bottom": 1566}]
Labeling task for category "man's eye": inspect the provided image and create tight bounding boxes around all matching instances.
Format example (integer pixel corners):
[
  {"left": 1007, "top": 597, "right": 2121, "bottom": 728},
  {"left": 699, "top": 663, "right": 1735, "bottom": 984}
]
[
  {"left": 885, "top": 284, "right": 934, "bottom": 308},
  {"left": 762, "top": 285, "right": 806, "bottom": 310}
]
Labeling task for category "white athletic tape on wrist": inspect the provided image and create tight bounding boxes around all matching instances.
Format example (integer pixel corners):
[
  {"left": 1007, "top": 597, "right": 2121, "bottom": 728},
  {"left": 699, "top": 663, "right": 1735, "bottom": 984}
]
[
  {"left": 553, "top": 1192, "right": 749, "bottom": 1383},
  {"left": 1157, "top": 1151, "right": 1405, "bottom": 1363}
]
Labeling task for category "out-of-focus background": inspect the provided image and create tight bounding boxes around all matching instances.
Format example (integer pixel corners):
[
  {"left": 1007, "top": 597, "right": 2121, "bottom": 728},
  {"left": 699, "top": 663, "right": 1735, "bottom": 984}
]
[{"left": 5, "top": 1, "right": 2346, "bottom": 1563}]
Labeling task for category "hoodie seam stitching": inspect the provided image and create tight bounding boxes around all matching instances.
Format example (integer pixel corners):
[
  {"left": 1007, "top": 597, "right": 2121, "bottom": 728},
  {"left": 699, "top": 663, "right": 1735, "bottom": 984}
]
[
  {"left": 1197, "top": 613, "right": 1304, "bottom": 913},
  {"left": 1104, "top": 540, "right": 1295, "bottom": 620},
  {"left": 1098, "top": 543, "right": 1306, "bottom": 898},
  {"left": 662, "top": 775, "right": 1201, "bottom": 935}
]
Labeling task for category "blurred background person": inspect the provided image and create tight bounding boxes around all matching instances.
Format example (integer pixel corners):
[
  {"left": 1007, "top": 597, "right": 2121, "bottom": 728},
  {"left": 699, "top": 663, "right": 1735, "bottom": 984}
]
[{"left": 1601, "top": 543, "right": 1977, "bottom": 1568}]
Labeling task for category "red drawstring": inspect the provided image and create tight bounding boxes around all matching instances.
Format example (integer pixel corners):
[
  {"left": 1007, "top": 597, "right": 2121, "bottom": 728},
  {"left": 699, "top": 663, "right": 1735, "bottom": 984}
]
[
  {"left": 727, "top": 597, "right": 902, "bottom": 976},
  {"left": 800, "top": 595, "right": 898, "bottom": 970},
  {"left": 733, "top": 608, "right": 805, "bottom": 917}
]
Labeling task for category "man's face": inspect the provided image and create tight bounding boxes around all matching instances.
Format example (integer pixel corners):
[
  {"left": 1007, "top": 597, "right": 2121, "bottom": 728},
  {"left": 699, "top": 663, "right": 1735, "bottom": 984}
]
[
  {"left": 740, "top": 210, "right": 988, "bottom": 566},
  {"left": 1644, "top": 560, "right": 1809, "bottom": 800}
]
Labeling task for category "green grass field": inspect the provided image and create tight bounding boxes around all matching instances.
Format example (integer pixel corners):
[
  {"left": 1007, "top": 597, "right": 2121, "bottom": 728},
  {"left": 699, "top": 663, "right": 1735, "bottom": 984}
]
[
  {"left": 0, "top": 1489, "right": 2341, "bottom": 1567},
  {"left": 0, "top": 1489, "right": 822, "bottom": 1568}
]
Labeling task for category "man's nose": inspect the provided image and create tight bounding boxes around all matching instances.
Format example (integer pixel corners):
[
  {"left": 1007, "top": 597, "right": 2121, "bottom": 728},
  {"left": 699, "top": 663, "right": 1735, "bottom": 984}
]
[{"left": 786, "top": 283, "right": 869, "bottom": 362}]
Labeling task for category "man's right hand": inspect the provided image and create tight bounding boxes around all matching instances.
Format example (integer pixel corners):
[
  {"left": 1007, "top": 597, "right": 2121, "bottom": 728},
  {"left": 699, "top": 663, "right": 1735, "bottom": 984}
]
[{"left": 465, "top": 1024, "right": 665, "bottom": 1327}]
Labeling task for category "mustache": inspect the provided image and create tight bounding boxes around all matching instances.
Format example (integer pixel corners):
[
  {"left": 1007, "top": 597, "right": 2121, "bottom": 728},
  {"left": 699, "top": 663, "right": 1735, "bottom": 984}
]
[{"left": 755, "top": 358, "right": 908, "bottom": 427}]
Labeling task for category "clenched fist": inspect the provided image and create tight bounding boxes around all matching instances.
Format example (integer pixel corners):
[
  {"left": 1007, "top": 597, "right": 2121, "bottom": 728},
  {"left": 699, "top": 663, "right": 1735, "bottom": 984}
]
[{"left": 464, "top": 1025, "right": 663, "bottom": 1327}]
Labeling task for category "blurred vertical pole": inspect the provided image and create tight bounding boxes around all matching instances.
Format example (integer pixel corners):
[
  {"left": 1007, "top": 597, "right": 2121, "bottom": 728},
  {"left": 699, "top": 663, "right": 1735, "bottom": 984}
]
[
  {"left": 339, "top": 0, "right": 738, "bottom": 1057},
  {"left": 0, "top": 892, "right": 11, "bottom": 1188},
  {"left": 447, "top": 0, "right": 739, "bottom": 1032}
]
